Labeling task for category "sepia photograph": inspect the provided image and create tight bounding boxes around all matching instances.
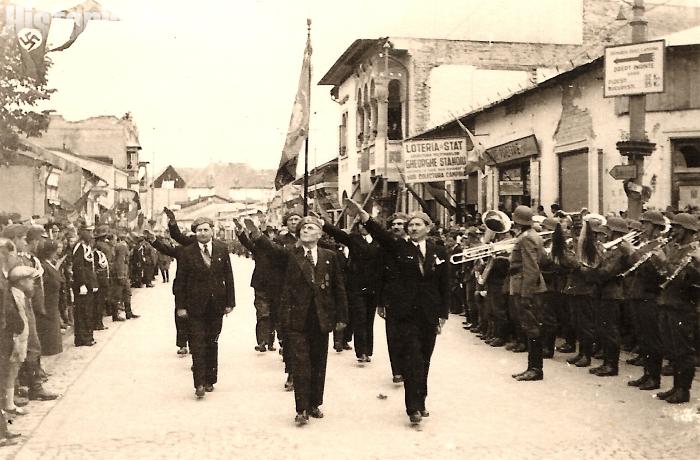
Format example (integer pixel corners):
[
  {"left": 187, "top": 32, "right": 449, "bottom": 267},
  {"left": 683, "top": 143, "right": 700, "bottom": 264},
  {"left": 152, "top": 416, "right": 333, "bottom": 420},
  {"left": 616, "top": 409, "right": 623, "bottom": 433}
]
[{"left": 1, "top": 0, "right": 700, "bottom": 458}]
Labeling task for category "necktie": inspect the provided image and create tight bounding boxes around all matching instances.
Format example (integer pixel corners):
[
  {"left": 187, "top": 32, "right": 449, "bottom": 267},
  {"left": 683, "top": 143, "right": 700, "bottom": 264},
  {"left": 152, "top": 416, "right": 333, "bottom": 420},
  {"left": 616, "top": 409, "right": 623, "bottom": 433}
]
[
  {"left": 415, "top": 243, "right": 425, "bottom": 276},
  {"left": 202, "top": 244, "right": 211, "bottom": 268},
  {"left": 305, "top": 250, "right": 315, "bottom": 282}
]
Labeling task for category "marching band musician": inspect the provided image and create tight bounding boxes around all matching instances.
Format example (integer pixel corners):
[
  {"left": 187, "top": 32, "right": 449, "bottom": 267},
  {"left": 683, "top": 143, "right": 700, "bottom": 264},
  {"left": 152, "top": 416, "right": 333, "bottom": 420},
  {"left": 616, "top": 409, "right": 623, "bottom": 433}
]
[
  {"left": 479, "top": 231, "right": 510, "bottom": 348},
  {"left": 625, "top": 211, "right": 668, "bottom": 390},
  {"left": 538, "top": 218, "right": 568, "bottom": 358},
  {"left": 462, "top": 228, "right": 482, "bottom": 333},
  {"left": 347, "top": 199, "right": 450, "bottom": 425},
  {"left": 649, "top": 213, "right": 700, "bottom": 404},
  {"left": 508, "top": 206, "right": 547, "bottom": 382},
  {"left": 587, "top": 217, "right": 631, "bottom": 377},
  {"left": 561, "top": 216, "right": 600, "bottom": 368}
]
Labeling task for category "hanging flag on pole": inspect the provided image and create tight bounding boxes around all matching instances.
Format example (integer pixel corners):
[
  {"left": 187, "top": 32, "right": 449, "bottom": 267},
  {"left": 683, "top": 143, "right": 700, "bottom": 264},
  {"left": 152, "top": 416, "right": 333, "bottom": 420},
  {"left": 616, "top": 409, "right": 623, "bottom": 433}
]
[
  {"left": 275, "top": 22, "right": 312, "bottom": 190},
  {"left": 451, "top": 114, "right": 487, "bottom": 174},
  {"left": 50, "top": 0, "right": 120, "bottom": 52},
  {"left": 7, "top": 5, "right": 52, "bottom": 82},
  {"left": 425, "top": 181, "right": 457, "bottom": 215}
]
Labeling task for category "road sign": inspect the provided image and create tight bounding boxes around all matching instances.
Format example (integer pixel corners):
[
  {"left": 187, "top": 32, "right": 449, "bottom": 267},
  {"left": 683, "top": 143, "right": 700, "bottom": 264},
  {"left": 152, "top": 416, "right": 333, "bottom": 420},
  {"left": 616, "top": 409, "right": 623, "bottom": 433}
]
[
  {"left": 609, "top": 164, "right": 637, "bottom": 180},
  {"left": 604, "top": 40, "right": 664, "bottom": 97}
]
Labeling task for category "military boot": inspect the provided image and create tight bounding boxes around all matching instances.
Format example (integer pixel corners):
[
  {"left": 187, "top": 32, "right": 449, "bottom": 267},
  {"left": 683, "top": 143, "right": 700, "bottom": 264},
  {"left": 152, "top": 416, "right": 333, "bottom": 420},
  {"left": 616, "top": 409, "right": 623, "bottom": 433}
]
[
  {"left": 28, "top": 362, "right": 58, "bottom": 401},
  {"left": 628, "top": 371, "right": 650, "bottom": 387}
]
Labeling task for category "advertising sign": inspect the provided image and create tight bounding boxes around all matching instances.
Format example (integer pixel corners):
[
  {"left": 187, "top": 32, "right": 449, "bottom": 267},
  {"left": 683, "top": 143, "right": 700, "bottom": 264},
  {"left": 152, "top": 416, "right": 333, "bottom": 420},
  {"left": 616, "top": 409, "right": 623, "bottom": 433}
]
[{"left": 402, "top": 138, "right": 468, "bottom": 183}]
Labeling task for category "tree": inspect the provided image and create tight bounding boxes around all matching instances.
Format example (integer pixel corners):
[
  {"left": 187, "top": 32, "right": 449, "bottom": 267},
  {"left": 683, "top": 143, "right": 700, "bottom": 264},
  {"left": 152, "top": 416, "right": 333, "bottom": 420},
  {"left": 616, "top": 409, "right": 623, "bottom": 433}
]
[{"left": 0, "top": 25, "right": 55, "bottom": 158}]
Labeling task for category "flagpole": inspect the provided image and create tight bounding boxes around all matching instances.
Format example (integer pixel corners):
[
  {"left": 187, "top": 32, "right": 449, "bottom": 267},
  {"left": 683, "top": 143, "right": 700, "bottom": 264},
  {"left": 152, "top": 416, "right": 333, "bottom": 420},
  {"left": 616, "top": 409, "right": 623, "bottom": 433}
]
[{"left": 303, "top": 19, "right": 312, "bottom": 216}]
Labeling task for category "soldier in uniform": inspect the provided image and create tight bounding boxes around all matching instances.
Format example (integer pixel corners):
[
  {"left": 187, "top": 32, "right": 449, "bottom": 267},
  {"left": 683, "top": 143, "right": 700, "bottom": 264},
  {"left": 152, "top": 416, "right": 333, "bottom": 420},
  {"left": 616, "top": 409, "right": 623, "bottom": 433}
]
[
  {"left": 244, "top": 216, "right": 347, "bottom": 425},
  {"left": 625, "top": 211, "right": 668, "bottom": 390},
  {"left": 93, "top": 226, "right": 113, "bottom": 331},
  {"left": 650, "top": 213, "right": 699, "bottom": 404},
  {"left": 112, "top": 233, "right": 137, "bottom": 321},
  {"left": 509, "top": 206, "right": 547, "bottom": 381},
  {"left": 72, "top": 225, "right": 98, "bottom": 347},
  {"left": 588, "top": 217, "right": 630, "bottom": 377},
  {"left": 348, "top": 199, "right": 450, "bottom": 425}
]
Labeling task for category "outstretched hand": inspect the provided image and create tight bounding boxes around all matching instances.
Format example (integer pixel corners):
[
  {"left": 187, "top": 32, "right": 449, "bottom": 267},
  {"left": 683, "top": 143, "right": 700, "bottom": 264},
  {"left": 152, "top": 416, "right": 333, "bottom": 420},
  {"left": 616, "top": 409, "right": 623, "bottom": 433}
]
[
  {"left": 345, "top": 198, "right": 369, "bottom": 222},
  {"left": 163, "top": 207, "right": 176, "bottom": 223},
  {"left": 232, "top": 218, "right": 244, "bottom": 234}
]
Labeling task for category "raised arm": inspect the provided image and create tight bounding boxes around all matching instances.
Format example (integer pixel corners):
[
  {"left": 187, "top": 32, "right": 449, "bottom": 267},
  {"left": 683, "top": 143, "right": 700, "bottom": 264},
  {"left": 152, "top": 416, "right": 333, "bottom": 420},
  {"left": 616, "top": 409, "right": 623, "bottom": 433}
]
[{"left": 163, "top": 207, "right": 195, "bottom": 246}]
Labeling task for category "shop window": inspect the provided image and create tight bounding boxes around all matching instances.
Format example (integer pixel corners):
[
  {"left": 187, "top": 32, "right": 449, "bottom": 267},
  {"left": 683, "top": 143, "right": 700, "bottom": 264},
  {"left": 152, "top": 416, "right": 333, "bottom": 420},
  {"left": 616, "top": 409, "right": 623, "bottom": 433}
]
[
  {"left": 498, "top": 162, "right": 530, "bottom": 213},
  {"left": 388, "top": 79, "right": 403, "bottom": 140},
  {"left": 673, "top": 139, "right": 700, "bottom": 169}
]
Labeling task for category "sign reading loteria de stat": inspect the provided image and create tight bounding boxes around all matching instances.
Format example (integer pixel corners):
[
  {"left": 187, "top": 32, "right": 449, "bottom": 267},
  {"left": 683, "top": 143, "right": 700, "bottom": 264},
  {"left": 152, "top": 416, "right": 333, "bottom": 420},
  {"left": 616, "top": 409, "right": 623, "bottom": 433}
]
[
  {"left": 402, "top": 138, "right": 468, "bottom": 183},
  {"left": 604, "top": 40, "right": 664, "bottom": 98}
]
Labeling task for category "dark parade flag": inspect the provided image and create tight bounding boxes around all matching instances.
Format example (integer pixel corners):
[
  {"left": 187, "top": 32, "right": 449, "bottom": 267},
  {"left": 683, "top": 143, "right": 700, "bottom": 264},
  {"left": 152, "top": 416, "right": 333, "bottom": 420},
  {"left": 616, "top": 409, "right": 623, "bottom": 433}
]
[
  {"left": 425, "top": 181, "right": 457, "bottom": 215},
  {"left": 7, "top": 5, "right": 52, "bottom": 82},
  {"left": 275, "top": 30, "right": 312, "bottom": 190}
]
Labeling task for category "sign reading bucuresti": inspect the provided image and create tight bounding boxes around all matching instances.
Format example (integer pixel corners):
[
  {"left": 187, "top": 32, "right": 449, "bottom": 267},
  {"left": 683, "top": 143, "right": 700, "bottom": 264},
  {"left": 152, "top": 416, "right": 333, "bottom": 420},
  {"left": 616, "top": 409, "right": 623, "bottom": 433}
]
[
  {"left": 402, "top": 138, "right": 468, "bottom": 183},
  {"left": 604, "top": 40, "right": 664, "bottom": 98}
]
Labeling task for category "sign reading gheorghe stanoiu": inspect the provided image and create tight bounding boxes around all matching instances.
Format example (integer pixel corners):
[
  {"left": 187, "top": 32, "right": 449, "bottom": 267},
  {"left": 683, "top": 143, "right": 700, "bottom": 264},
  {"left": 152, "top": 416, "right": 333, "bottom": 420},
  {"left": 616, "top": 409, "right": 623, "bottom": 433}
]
[{"left": 402, "top": 138, "right": 468, "bottom": 183}]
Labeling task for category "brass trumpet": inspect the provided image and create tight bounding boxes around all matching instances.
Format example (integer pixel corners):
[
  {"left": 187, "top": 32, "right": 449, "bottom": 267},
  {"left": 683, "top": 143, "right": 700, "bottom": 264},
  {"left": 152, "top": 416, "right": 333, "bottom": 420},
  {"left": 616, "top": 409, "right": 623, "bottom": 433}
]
[{"left": 602, "top": 230, "right": 642, "bottom": 250}]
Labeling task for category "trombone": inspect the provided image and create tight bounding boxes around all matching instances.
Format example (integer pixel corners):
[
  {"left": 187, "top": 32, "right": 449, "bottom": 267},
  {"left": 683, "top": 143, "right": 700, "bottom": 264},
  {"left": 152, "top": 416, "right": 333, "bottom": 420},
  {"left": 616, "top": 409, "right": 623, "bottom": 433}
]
[{"left": 602, "top": 230, "right": 642, "bottom": 250}]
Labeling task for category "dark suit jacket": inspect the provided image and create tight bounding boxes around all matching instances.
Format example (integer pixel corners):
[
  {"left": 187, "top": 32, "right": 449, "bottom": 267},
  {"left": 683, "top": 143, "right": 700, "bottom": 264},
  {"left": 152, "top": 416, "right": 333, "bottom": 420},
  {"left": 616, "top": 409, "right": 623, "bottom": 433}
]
[
  {"left": 71, "top": 243, "right": 97, "bottom": 293},
  {"left": 173, "top": 241, "right": 235, "bottom": 317},
  {"left": 238, "top": 232, "right": 280, "bottom": 294},
  {"left": 322, "top": 223, "right": 381, "bottom": 295},
  {"left": 364, "top": 218, "right": 451, "bottom": 326},
  {"left": 255, "top": 236, "right": 348, "bottom": 334}
]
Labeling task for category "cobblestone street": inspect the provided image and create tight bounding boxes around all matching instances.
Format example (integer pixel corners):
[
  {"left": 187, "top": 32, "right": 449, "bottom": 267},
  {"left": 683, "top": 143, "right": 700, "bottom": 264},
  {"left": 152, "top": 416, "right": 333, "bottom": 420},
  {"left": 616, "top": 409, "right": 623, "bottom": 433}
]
[{"left": 4, "top": 256, "right": 700, "bottom": 459}]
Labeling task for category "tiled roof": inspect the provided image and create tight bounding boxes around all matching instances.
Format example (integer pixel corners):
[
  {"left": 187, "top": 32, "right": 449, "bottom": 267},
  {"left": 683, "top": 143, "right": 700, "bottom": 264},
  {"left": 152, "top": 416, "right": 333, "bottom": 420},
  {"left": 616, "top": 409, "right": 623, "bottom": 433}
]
[{"left": 171, "top": 163, "right": 276, "bottom": 189}]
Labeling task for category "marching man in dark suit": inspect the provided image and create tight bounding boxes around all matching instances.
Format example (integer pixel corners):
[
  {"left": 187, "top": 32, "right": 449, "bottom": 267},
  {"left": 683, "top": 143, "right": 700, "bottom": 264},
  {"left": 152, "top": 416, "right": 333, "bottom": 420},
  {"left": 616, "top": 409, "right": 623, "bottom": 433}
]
[
  {"left": 173, "top": 217, "right": 235, "bottom": 399},
  {"left": 244, "top": 215, "right": 348, "bottom": 426},
  {"left": 346, "top": 199, "right": 450, "bottom": 426}
]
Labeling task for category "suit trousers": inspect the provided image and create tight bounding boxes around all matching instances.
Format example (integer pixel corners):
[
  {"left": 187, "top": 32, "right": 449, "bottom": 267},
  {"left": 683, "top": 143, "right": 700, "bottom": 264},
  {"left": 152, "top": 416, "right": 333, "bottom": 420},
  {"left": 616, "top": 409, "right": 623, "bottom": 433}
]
[
  {"left": 287, "top": 307, "right": 329, "bottom": 413},
  {"left": 174, "top": 307, "right": 189, "bottom": 348},
  {"left": 570, "top": 295, "right": 595, "bottom": 357},
  {"left": 487, "top": 287, "right": 508, "bottom": 338},
  {"left": 385, "top": 310, "right": 402, "bottom": 377},
  {"left": 396, "top": 309, "right": 437, "bottom": 415},
  {"left": 348, "top": 290, "right": 376, "bottom": 358},
  {"left": 93, "top": 283, "right": 108, "bottom": 329},
  {"left": 188, "top": 303, "right": 223, "bottom": 388},
  {"left": 111, "top": 278, "right": 132, "bottom": 317},
  {"left": 636, "top": 299, "right": 663, "bottom": 378},
  {"left": 73, "top": 291, "right": 94, "bottom": 346},
  {"left": 253, "top": 290, "right": 275, "bottom": 347}
]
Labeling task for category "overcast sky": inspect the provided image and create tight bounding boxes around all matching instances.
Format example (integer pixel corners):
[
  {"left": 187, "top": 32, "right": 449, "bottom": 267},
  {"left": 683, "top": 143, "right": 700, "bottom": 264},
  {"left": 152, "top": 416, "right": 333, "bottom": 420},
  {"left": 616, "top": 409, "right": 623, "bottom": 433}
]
[{"left": 14, "top": 0, "right": 700, "bottom": 177}]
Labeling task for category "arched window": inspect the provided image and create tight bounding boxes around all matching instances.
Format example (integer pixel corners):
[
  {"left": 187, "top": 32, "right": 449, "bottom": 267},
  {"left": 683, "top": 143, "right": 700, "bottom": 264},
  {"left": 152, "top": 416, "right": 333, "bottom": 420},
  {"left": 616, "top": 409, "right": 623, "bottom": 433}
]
[
  {"left": 388, "top": 79, "right": 403, "bottom": 140},
  {"left": 356, "top": 89, "right": 364, "bottom": 145}
]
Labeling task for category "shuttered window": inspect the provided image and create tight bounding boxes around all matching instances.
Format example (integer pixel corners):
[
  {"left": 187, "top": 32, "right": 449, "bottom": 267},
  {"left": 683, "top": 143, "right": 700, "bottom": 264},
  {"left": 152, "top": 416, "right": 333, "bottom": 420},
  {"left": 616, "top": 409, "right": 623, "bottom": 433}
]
[{"left": 559, "top": 149, "right": 588, "bottom": 212}]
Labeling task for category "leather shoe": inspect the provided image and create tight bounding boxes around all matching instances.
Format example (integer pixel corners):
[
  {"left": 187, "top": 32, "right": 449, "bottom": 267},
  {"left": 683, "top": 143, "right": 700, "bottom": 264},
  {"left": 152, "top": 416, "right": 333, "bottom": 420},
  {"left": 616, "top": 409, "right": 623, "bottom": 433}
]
[
  {"left": 13, "top": 398, "right": 28, "bottom": 407},
  {"left": 204, "top": 385, "right": 214, "bottom": 392},
  {"left": 255, "top": 344, "right": 266, "bottom": 352},
  {"left": 408, "top": 411, "right": 422, "bottom": 425},
  {"left": 392, "top": 375, "right": 404, "bottom": 384},
  {"left": 284, "top": 376, "right": 294, "bottom": 392},
  {"left": 4, "top": 407, "right": 27, "bottom": 416},
  {"left": 566, "top": 354, "right": 583, "bottom": 365},
  {"left": 295, "top": 411, "right": 309, "bottom": 425},
  {"left": 656, "top": 387, "right": 677, "bottom": 400},
  {"left": 126, "top": 314, "right": 140, "bottom": 319},
  {"left": 468, "top": 326, "right": 480, "bottom": 333},
  {"left": 0, "top": 437, "right": 19, "bottom": 447},
  {"left": 177, "top": 347, "right": 188, "bottom": 355},
  {"left": 342, "top": 344, "right": 352, "bottom": 351},
  {"left": 195, "top": 386, "right": 205, "bottom": 398},
  {"left": 626, "top": 355, "right": 644, "bottom": 366},
  {"left": 512, "top": 343, "right": 527, "bottom": 353},
  {"left": 589, "top": 364, "right": 606, "bottom": 375},
  {"left": 4, "top": 431, "right": 21, "bottom": 439},
  {"left": 489, "top": 338, "right": 507, "bottom": 347},
  {"left": 542, "top": 348, "right": 554, "bottom": 359},
  {"left": 113, "top": 317, "right": 126, "bottom": 322},
  {"left": 511, "top": 369, "right": 528, "bottom": 379},
  {"left": 574, "top": 356, "right": 591, "bottom": 367},
  {"left": 515, "top": 368, "right": 543, "bottom": 381},
  {"left": 333, "top": 343, "right": 343, "bottom": 353},
  {"left": 267, "top": 344, "right": 277, "bottom": 351},
  {"left": 309, "top": 407, "right": 324, "bottom": 418},
  {"left": 594, "top": 365, "right": 618, "bottom": 377},
  {"left": 420, "top": 410, "right": 430, "bottom": 417},
  {"left": 29, "top": 388, "right": 58, "bottom": 401},
  {"left": 638, "top": 377, "right": 660, "bottom": 391},
  {"left": 556, "top": 343, "right": 576, "bottom": 353},
  {"left": 665, "top": 389, "right": 690, "bottom": 404},
  {"left": 628, "top": 374, "right": 649, "bottom": 387}
]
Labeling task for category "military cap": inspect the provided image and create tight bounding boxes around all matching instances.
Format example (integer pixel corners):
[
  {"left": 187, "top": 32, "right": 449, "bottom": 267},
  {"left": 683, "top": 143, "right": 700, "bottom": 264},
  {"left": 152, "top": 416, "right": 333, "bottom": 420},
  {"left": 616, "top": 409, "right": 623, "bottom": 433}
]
[
  {"left": 191, "top": 216, "right": 214, "bottom": 232},
  {"left": 671, "top": 213, "right": 698, "bottom": 232},
  {"left": 407, "top": 211, "right": 432, "bottom": 225},
  {"left": 8, "top": 265, "right": 40, "bottom": 284},
  {"left": 1, "top": 224, "right": 29, "bottom": 240},
  {"left": 388, "top": 212, "right": 409, "bottom": 224},
  {"left": 299, "top": 215, "right": 324, "bottom": 230},
  {"left": 283, "top": 206, "right": 304, "bottom": 226}
]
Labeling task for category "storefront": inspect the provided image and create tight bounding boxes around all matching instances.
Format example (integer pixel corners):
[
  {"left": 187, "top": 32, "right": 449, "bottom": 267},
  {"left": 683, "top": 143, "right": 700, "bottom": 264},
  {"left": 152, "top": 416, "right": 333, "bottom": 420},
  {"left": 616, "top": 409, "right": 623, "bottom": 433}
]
[{"left": 486, "top": 135, "right": 540, "bottom": 213}]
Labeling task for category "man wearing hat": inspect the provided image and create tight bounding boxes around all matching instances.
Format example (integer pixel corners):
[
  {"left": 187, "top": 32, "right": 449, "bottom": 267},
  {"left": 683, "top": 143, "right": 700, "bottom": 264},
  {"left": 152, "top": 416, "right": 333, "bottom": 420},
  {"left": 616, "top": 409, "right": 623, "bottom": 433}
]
[
  {"left": 508, "top": 205, "right": 547, "bottom": 382},
  {"left": 650, "top": 213, "right": 700, "bottom": 404},
  {"left": 625, "top": 211, "right": 669, "bottom": 390},
  {"left": 587, "top": 217, "right": 631, "bottom": 377},
  {"left": 93, "top": 226, "right": 113, "bottom": 330},
  {"left": 173, "top": 216, "right": 235, "bottom": 399},
  {"left": 378, "top": 212, "right": 409, "bottom": 384},
  {"left": 72, "top": 225, "right": 98, "bottom": 348},
  {"left": 347, "top": 200, "right": 450, "bottom": 426},
  {"left": 245, "top": 215, "right": 347, "bottom": 425}
]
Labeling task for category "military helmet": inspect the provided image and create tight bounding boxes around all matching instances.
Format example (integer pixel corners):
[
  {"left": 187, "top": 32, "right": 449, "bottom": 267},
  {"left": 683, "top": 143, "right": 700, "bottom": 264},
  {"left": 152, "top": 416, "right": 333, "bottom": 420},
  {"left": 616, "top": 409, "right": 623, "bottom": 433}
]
[
  {"left": 639, "top": 210, "right": 666, "bottom": 227},
  {"left": 512, "top": 205, "right": 534, "bottom": 226},
  {"left": 671, "top": 213, "right": 699, "bottom": 232},
  {"left": 604, "top": 216, "right": 628, "bottom": 234}
]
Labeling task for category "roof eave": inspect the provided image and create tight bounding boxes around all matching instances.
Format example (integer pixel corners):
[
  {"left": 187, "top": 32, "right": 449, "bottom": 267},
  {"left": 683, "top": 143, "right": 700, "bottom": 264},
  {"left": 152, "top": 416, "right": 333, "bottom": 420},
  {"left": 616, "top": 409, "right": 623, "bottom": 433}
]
[{"left": 318, "top": 39, "right": 382, "bottom": 86}]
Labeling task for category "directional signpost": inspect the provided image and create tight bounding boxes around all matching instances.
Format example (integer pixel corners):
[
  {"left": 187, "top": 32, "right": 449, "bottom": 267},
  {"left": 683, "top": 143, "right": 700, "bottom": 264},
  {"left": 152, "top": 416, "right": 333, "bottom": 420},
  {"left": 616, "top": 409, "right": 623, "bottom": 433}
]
[
  {"left": 609, "top": 164, "right": 638, "bottom": 181},
  {"left": 604, "top": 40, "right": 664, "bottom": 98}
]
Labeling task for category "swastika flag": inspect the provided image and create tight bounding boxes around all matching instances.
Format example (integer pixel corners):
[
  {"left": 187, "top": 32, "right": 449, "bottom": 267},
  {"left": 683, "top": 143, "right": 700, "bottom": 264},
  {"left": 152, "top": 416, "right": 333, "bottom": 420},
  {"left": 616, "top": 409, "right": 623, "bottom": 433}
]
[{"left": 8, "top": 6, "right": 52, "bottom": 82}]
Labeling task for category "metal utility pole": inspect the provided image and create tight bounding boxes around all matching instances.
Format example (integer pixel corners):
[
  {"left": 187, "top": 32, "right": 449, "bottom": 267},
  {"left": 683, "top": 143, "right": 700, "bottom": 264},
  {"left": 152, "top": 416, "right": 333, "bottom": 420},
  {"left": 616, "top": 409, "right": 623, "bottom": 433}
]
[{"left": 616, "top": 0, "right": 656, "bottom": 219}]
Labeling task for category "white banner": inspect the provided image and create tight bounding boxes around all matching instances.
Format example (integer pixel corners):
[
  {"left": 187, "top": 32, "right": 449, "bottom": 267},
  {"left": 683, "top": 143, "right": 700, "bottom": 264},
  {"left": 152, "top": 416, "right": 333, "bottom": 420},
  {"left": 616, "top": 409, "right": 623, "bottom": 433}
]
[{"left": 402, "top": 138, "right": 468, "bottom": 183}]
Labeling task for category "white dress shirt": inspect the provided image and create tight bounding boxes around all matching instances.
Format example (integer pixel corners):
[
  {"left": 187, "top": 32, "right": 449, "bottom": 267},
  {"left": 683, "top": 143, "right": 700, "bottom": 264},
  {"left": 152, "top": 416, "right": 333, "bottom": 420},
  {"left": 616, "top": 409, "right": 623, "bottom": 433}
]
[
  {"left": 199, "top": 241, "right": 213, "bottom": 256},
  {"left": 413, "top": 240, "right": 426, "bottom": 257},
  {"left": 304, "top": 246, "right": 318, "bottom": 266}
]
